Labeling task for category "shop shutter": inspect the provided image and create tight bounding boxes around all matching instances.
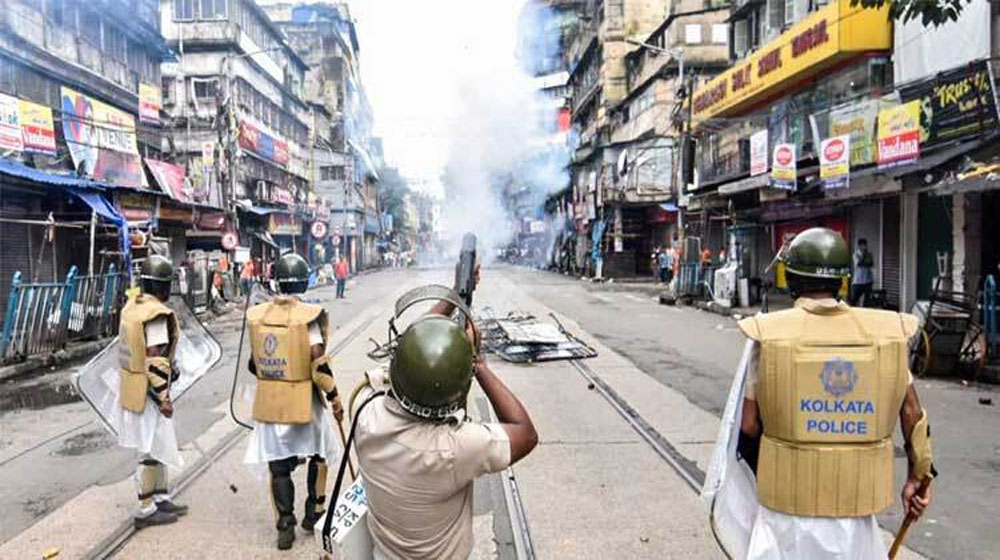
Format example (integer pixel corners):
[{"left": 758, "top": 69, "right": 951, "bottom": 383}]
[
  {"left": 882, "top": 197, "right": 901, "bottom": 309},
  {"left": 0, "top": 217, "right": 33, "bottom": 329}
]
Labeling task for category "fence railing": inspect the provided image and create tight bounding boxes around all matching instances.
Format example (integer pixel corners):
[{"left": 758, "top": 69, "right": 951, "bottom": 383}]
[{"left": 0, "top": 266, "right": 125, "bottom": 364}]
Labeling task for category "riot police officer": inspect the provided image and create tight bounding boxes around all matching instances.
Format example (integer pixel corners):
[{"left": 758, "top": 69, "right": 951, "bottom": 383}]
[
  {"left": 735, "top": 228, "right": 934, "bottom": 558},
  {"left": 244, "top": 253, "right": 344, "bottom": 550},
  {"left": 117, "top": 255, "right": 188, "bottom": 528},
  {"left": 351, "top": 280, "right": 538, "bottom": 559}
]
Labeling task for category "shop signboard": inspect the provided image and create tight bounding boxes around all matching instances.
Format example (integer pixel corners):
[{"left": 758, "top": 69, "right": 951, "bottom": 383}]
[
  {"left": 750, "top": 129, "right": 768, "bottom": 176},
  {"left": 0, "top": 93, "right": 23, "bottom": 151},
  {"left": 770, "top": 143, "right": 797, "bottom": 190},
  {"left": 898, "top": 59, "right": 999, "bottom": 149},
  {"left": 20, "top": 99, "right": 56, "bottom": 155},
  {"left": 238, "top": 120, "right": 290, "bottom": 167},
  {"left": 138, "top": 82, "right": 162, "bottom": 125},
  {"left": 820, "top": 135, "right": 851, "bottom": 189},
  {"left": 827, "top": 98, "right": 878, "bottom": 165},
  {"left": 201, "top": 141, "right": 215, "bottom": 168},
  {"left": 274, "top": 186, "right": 295, "bottom": 206},
  {"left": 268, "top": 213, "right": 302, "bottom": 236},
  {"left": 876, "top": 100, "right": 921, "bottom": 168},
  {"left": 116, "top": 193, "right": 154, "bottom": 222},
  {"left": 61, "top": 87, "right": 145, "bottom": 186},
  {"left": 146, "top": 158, "right": 191, "bottom": 203}
]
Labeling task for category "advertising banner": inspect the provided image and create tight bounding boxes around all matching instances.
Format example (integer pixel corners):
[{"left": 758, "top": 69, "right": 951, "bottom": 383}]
[
  {"left": 770, "top": 143, "right": 797, "bottom": 190},
  {"left": 146, "top": 158, "right": 191, "bottom": 203},
  {"left": 876, "top": 101, "right": 921, "bottom": 168},
  {"left": 750, "top": 129, "right": 769, "bottom": 176},
  {"left": 20, "top": 99, "right": 56, "bottom": 155},
  {"left": 827, "top": 98, "right": 878, "bottom": 165},
  {"left": 820, "top": 135, "right": 851, "bottom": 189},
  {"left": 61, "top": 87, "right": 144, "bottom": 186},
  {"left": 898, "top": 59, "right": 998, "bottom": 149},
  {"left": 138, "top": 82, "right": 162, "bottom": 125},
  {"left": 268, "top": 213, "right": 302, "bottom": 236},
  {"left": 0, "top": 93, "right": 23, "bottom": 152},
  {"left": 238, "top": 120, "right": 290, "bottom": 167}
]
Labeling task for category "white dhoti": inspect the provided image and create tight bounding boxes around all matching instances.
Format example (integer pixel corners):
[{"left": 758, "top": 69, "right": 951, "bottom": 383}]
[
  {"left": 102, "top": 368, "right": 183, "bottom": 468},
  {"left": 747, "top": 506, "right": 886, "bottom": 560},
  {"left": 244, "top": 391, "right": 341, "bottom": 465}
]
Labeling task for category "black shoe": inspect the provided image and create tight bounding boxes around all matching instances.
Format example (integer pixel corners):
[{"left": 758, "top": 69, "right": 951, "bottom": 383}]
[
  {"left": 156, "top": 500, "right": 189, "bottom": 516},
  {"left": 134, "top": 510, "right": 178, "bottom": 529},
  {"left": 277, "top": 526, "right": 296, "bottom": 550},
  {"left": 301, "top": 507, "right": 324, "bottom": 532}
]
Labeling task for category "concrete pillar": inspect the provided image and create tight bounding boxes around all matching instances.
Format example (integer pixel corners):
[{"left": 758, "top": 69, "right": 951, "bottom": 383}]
[
  {"left": 964, "top": 193, "right": 983, "bottom": 291},
  {"left": 900, "top": 188, "right": 919, "bottom": 312},
  {"left": 952, "top": 193, "right": 966, "bottom": 290}
]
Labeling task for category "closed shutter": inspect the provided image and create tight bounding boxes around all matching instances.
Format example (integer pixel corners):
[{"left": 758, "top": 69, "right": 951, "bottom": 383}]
[
  {"left": 882, "top": 197, "right": 901, "bottom": 310},
  {"left": 0, "top": 196, "right": 33, "bottom": 330}
]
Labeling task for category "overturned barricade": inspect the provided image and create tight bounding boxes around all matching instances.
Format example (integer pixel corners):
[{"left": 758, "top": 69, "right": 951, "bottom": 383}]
[{"left": 478, "top": 309, "right": 597, "bottom": 363}]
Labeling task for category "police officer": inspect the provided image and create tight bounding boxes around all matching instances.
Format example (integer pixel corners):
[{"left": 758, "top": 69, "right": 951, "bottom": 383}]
[
  {"left": 351, "top": 277, "right": 538, "bottom": 559},
  {"left": 245, "top": 253, "right": 344, "bottom": 550},
  {"left": 118, "top": 255, "right": 188, "bottom": 528},
  {"left": 736, "top": 228, "right": 934, "bottom": 558}
]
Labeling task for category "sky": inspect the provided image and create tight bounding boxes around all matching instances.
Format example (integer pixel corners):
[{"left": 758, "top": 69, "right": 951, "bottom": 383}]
[{"left": 350, "top": 0, "right": 526, "bottom": 197}]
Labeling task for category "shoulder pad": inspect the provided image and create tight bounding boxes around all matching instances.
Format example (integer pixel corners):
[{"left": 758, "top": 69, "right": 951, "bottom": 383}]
[
  {"left": 737, "top": 316, "right": 761, "bottom": 341},
  {"left": 900, "top": 313, "right": 921, "bottom": 339},
  {"left": 291, "top": 302, "right": 324, "bottom": 325},
  {"left": 853, "top": 308, "right": 917, "bottom": 338},
  {"left": 246, "top": 301, "right": 270, "bottom": 322}
]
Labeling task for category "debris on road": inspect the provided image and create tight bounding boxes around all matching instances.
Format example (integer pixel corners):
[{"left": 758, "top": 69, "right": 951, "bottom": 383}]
[
  {"left": 477, "top": 309, "right": 597, "bottom": 363},
  {"left": 979, "top": 397, "right": 993, "bottom": 406}
]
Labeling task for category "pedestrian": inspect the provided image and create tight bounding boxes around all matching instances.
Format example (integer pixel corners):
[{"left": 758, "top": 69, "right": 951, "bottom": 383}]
[
  {"left": 349, "top": 266, "right": 538, "bottom": 559},
  {"left": 244, "top": 253, "right": 345, "bottom": 550},
  {"left": 334, "top": 255, "right": 349, "bottom": 299},
  {"left": 117, "top": 255, "right": 189, "bottom": 528},
  {"left": 709, "top": 227, "right": 934, "bottom": 559},
  {"left": 850, "top": 237, "right": 875, "bottom": 307},
  {"left": 658, "top": 246, "right": 674, "bottom": 284}
]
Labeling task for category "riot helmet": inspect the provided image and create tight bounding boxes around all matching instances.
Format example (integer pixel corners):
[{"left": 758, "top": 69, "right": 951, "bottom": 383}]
[
  {"left": 275, "top": 253, "right": 311, "bottom": 294},
  {"left": 781, "top": 227, "right": 850, "bottom": 298},
  {"left": 140, "top": 255, "right": 173, "bottom": 301},
  {"left": 389, "top": 315, "right": 475, "bottom": 420}
]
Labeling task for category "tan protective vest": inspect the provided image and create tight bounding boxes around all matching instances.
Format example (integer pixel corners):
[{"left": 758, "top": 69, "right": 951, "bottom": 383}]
[
  {"left": 118, "top": 295, "right": 179, "bottom": 413},
  {"left": 738, "top": 298, "right": 919, "bottom": 517},
  {"left": 247, "top": 296, "right": 328, "bottom": 424}
]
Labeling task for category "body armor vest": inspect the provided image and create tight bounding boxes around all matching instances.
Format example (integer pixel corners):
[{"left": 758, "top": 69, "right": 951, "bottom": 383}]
[
  {"left": 118, "top": 295, "right": 178, "bottom": 413},
  {"left": 247, "top": 296, "right": 328, "bottom": 424},
  {"left": 738, "top": 299, "right": 918, "bottom": 517}
]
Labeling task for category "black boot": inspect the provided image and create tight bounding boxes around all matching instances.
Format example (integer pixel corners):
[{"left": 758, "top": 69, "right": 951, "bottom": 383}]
[
  {"left": 269, "top": 458, "right": 297, "bottom": 550},
  {"left": 302, "top": 456, "right": 328, "bottom": 532}
]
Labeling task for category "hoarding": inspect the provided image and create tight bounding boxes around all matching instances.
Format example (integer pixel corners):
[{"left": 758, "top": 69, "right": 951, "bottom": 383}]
[
  {"left": 770, "top": 143, "right": 797, "bottom": 190},
  {"left": 820, "top": 135, "right": 851, "bottom": 189}
]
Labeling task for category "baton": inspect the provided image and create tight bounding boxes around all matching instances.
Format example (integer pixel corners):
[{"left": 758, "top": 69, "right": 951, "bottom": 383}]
[{"left": 888, "top": 478, "right": 932, "bottom": 559}]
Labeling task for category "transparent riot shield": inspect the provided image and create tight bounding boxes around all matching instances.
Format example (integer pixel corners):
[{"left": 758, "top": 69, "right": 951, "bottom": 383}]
[
  {"left": 74, "top": 296, "right": 222, "bottom": 466},
  {"left": 228, "top": 283, "right": 273, "bottom": 430}
]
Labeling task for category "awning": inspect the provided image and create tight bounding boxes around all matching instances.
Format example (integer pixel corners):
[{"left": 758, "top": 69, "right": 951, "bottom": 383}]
[
  {"left": 0, "top": 157, "right": 109, "bottom": 190},
  {"left": 240, "top": 205, "right": 287, "bottom": 216},
  {"left": 254, "top": 231, "right": 279, "bottom": 249},
  {"left": 659, "top": 202, "right": 679, "bottom": 212},
  {"left": 931, "top": 175, "right": 1000, "bottom": 196},
  {"left": 718, "top": 173, "right": 771, "bottom": 195}
]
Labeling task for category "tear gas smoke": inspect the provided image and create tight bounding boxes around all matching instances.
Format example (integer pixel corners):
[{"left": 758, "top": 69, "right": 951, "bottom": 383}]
[{"left": 440, "top": 1, "right": 570, "bottom": 264}]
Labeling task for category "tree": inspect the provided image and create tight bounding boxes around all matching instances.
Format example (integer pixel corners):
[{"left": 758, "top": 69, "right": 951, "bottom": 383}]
[
  {"left": 378, "top": 165, "right": 411, "bottom": 233},
  {"left": 852, "top": 0, "right": 969, "bottom": 27}
]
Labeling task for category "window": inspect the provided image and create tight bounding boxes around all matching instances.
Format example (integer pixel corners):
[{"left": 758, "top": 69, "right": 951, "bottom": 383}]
[
  {"left": 733, "top": 20, "right": 748, "bottom": 57},
  {"left": 174, "top": 0, "right": 195, "bottom": 20},
  {"left": 768, "top": 0, "right": 785, "bottom": 33},
  {"left": 685, "top": 24, "right": 702, "bottom": 45},
  {"left": 712, "top": 24, "right": 728, "bottom": 45},
  {"left": 104, "top": 26, "right": 127, "bottom": 62},
  {"left": 192, "top": 78, "right": 219, "bottom": 100},
  {"left": 200, "top": 0, "right": 227, "bottom": 20},
  {"left": 320, "top": 166, "right": 345, "bottom": 181},
  {"left": 784, "top": 0, "right": 796, "bottom": 26},
  {"left": 162, "top": 77, "right": 174, "bottom": 103}
]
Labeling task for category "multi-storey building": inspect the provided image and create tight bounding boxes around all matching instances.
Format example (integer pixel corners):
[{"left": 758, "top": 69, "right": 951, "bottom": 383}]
[{"left": 160, "top": 0, "right": 314, "bottom": 270}]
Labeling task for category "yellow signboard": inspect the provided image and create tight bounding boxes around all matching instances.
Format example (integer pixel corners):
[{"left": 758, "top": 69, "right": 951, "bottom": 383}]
[{"left": 692, "top": 0, "right": 891, "bottom": 121}]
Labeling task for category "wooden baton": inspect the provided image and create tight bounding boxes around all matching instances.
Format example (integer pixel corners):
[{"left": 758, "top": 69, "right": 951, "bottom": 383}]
[{"left": 888, "top": 477, "right": 932, "bottom": 559}]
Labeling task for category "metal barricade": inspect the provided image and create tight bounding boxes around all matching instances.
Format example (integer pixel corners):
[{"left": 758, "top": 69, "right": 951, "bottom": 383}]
[{"left": 0, "top": 266, "right": 126, "bottom": 364}]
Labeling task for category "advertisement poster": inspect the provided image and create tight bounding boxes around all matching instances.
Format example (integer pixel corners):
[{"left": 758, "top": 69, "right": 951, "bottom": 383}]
[
  {"left": 828, "top": 99, "right": 878, "bottom": 165},
  {"left": 770, "top": 143, "right": 797, "bottom": 190},
  {"left": 268, "top": 213, "right": 302, "bottom": 236},
  {"left": 750, "top": 129, "right": 769, "bottom": 176},
  {"left": 201, "top": 141, "right": 215, "bottom": 168},
  {"left": 0, "top": 93, "right": 23, "bottom": 152},
  {"left": 20, "top": 99, "right": 56, "bottom": 155},
  {"left": 876, "top": 100, "right": 921, "bottom": 169},
  {"left": 61, "top": 87, "right": 145, "bottom": 186},
  {"left": 138, "top": 82, "right": 162, "bottom": 125},
  {"left": 238, "top": 120, "right": 290, "bottom": 167},
  {"left": 820, "top": 135, "right": 851, "bottom": 189},
  {"left": 898, "top": 60, "right": 998, "bottom": 149},
  {"left": 146, "top": 158, "right": 191, "bottom": 203}
]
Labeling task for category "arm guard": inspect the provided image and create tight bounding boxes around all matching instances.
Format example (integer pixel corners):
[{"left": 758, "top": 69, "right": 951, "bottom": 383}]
[
  {"left": 906, "top": 408, "right": 936, "bottom": 480},
  {"left": 311, "top": 354, "right": 337, "bottom": 396},
  {"left": 145, "top": 356, "right": 174, "bottom": 403}
]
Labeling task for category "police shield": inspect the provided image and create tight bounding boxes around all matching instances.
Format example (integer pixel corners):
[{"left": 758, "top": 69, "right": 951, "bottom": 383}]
[
  {"left": 228, "top": 283, "right": 273, "bottom": 430},
  {"left": 702, "top": 339, "right": 759, "bottom": 560},
  {"left": 74, "top": 296, "right": 222, "bottom": 466}
]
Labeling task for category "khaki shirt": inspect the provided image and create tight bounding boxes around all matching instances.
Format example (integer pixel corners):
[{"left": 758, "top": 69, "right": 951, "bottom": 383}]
[{"left": 354, "top": 389, "right": 511, "bottom": 560}]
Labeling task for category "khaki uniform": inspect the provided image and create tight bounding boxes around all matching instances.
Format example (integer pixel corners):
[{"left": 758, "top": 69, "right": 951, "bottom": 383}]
[
  {"left": 118, "top": 294, "right": 180, "bottom": 413},
  {"left": 247, "top": 296, "right": 331, "bottom": 424},
  {"left": 738, "top": 298, "right": 918, "bottom": 518}
]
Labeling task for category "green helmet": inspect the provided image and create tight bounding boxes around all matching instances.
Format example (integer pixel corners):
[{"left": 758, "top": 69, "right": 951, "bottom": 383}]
[
  {"left": 275, "top": 253, "right": 310, "bottom": 294},
  {"left": 389, "top": 316, "right": 475, "bottom": 420},
  {"left": 140, "top": 255, "right": 173, "bottom": 298},
  {"left": 782, "top": 227, "right": 851, "bottom": 280}
]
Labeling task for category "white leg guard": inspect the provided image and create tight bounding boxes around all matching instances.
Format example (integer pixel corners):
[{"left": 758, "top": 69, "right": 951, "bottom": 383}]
[{"left": 136, "top": 456, "right": 160, "bottom": 517}]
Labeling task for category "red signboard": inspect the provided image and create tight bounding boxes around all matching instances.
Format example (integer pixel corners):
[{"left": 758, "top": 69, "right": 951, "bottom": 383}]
[
  {"left": 145, "top": 158, "right": 191, "bottom": 203},
  {"left": 238, "top": 120, "right": 290, "bottom": 166}
]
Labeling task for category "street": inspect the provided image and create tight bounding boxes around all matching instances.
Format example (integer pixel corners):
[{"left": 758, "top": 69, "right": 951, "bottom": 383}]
[{"left": 1, "top": 266, "right": 996, "bottom": 559}]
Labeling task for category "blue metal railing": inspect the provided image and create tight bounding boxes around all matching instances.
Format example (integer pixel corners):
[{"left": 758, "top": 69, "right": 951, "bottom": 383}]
[
  {"left": 0, "top": 265, "right": 124, "bottom": 364},
  {"left": 985, "top": 275, "right": 997, "bottom": 361}
]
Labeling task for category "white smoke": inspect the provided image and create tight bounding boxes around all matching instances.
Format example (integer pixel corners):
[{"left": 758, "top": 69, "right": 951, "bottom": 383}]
[{"left": 440, "top": 0, "right": 570, "bottom": 262}]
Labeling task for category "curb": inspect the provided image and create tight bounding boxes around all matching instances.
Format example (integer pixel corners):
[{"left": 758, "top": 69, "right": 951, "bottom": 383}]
[{"left": 0, "top": 339, "right": 110, "bottom": 383}]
